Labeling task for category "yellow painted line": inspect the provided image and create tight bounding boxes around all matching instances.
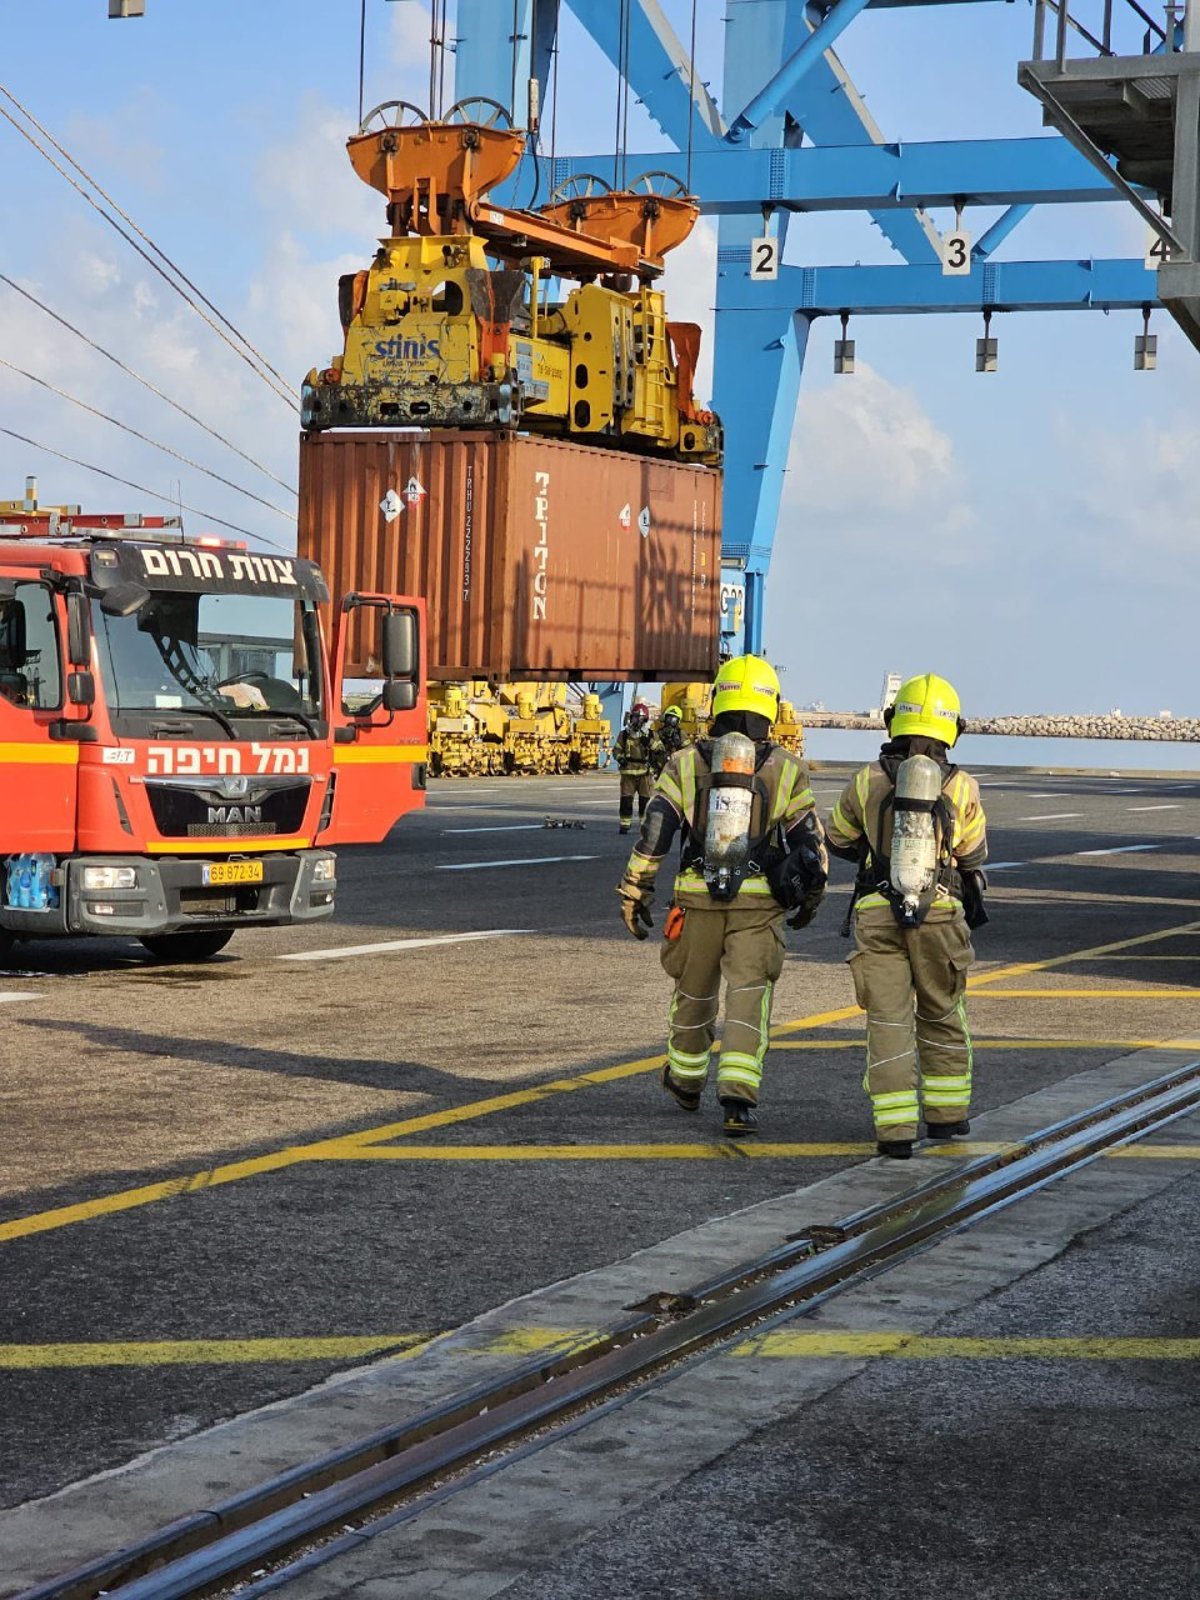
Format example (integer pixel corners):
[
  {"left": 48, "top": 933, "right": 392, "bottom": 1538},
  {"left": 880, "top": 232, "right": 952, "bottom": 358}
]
[
  {"left": 145, "top": 838, "right": 311, "bottom": 855},
  {"left": 0, "top": 1058, "right": 671, "bottom": 1244},
  {"left": 976, "top": 989, "right": 1200, "bottom": 999},
  {"left": 6, "top": 916, "right": 1200, "bottom": 1247},
  {"left": 962, "top": 919, "right": 1200, "bottom": 988},
  {"left": 5, "top": 1328, "right": 1197, "bottom": 1370},
  {"left": 316, "top": 1140, "right": 1200, "bottom": 1164},
  {"left": 0, "top": 1335, "right": 428, "bottom": 1368},
  {"left": 732, "top": 1331, "right": 1200, "bottom": 1360},
  {"left": 1105, "top": 1143, "right": 1200, "bottom": 1160},
  {"left": 0, "top": 742, "right": 78, "bottom": 764},
  {"left": 333, "top": 744, "right": 428, "bottom": 765},
  {"left": 316, "top": 1142, "right": 880, "bottom": 1161},
  {"left": 769, "top": 1038, "right": 1200, "bottom": 1052},
  {"left": 0, "top": 1328, "right": 601, "bottom": 1370}
]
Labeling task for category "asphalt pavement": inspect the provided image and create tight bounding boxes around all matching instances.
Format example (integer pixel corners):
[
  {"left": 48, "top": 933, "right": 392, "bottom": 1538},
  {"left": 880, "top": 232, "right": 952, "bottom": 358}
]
[{"left": 1, "top": 760, "right": 1198, "bottom": 1524}]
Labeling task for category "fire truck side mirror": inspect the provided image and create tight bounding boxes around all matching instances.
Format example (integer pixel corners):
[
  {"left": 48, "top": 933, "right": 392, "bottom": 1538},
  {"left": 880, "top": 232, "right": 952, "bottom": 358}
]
[
  {"left": 66, "top": 593, "right": 92, "bottom": 667},
  {"left": 381, "top": 680, "right": 417, "bottom": 712},
  {"left": 381, "top": 610, "right": 417, "bottom": 681},
  {"left": 68, "top": 671, "right": 96, "bottom": 707}
]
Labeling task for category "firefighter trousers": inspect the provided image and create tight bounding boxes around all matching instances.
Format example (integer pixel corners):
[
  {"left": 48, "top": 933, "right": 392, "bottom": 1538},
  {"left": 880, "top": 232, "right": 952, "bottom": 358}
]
[
  {"left": 660, "top": 903, "right": 786, "bottom": 1106},
  {"left": 847, "top": 908, "right": 975, "bottom": 1141},
  {"left": 618, "top": 772, "right": 653, "bottom": 827}
]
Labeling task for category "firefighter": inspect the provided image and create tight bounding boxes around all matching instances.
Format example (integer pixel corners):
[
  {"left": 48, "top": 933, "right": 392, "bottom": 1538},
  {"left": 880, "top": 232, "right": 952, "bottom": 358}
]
[
  {"left": 657, "top": 705, "right": 686, "bottom": 767},
  {"left": 616, "top": 656, "right": 828, "bottom": 1136},
  {"left": 613, "top": 700, "right": 666, "bottom": 834},
  {"left": 825, "top": 673, "right": 988, "bottom": 1159}
]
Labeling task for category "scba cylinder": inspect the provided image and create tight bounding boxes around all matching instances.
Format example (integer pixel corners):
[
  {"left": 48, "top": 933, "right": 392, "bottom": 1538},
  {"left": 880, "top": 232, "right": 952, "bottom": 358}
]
[
  {"left": 890, "top": 754, "right": 943, "bottom": 926},
  {"left": 703, "top": 731, "right": 756, "bottom": 901}
]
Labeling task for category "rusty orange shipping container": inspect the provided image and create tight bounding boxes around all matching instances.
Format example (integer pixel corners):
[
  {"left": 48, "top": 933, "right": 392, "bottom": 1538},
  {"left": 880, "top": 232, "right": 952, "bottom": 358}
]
[{"left": 297, "top": 430, "right": 722, "bottom": 681}]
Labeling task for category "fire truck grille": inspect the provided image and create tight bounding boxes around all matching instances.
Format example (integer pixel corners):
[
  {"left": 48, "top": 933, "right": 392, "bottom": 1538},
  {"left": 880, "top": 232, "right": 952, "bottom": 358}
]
[
  {"left": 186, "top": 823, "right": 279, "bottom": 838},
  {"left": 146, "top": 780, "right": 310, "bottom": 839}
]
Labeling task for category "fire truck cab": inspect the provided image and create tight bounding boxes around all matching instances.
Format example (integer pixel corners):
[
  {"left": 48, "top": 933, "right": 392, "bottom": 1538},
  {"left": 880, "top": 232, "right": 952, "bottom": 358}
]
[{"left": 0, "top": 496, "right": 426, "bottom": 961}]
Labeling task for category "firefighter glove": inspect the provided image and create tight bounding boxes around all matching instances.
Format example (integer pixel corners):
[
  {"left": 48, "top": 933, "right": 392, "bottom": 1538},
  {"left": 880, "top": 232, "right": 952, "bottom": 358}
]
[
  {"left": 960, "top": 867, "right": 990, "bottom": 930},
  {"left": 617, "top": 883, "right": 653, "bottom": 940}
]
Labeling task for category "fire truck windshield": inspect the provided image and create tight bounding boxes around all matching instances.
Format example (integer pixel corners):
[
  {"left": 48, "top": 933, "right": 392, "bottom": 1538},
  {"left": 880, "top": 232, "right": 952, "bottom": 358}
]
[{"left": 92, "top": 591, "right": 323, "bottom": 723}]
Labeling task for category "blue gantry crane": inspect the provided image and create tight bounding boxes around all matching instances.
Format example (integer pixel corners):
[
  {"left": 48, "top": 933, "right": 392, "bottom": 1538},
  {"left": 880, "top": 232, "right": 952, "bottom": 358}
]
[{"left": 429, "top": 0, "right": 1165, "bottom": 657}]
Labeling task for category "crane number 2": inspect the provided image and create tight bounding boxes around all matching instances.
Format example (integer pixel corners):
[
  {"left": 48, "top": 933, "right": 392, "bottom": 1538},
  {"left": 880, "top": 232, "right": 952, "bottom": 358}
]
[{"left": 750, "top": 236, "right": 779, "bottom": 281}]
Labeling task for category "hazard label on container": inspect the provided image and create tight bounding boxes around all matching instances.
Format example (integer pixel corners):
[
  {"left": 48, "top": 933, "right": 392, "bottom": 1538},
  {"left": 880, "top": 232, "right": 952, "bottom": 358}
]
[
  {"left": 380, "top": 489, "right": 403, "bottom": 523},
  {"left": 618, "top": 503, "right": 632, "bottom": 529},
  {"left": 638, "top": 506, "right": 651, "bottom": 538},
  {"left": 405, "top": 476, "right": 426, "bottom": 505}
]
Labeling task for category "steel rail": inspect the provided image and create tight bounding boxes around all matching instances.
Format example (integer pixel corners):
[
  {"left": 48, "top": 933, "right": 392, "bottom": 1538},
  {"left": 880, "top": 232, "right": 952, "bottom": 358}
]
[{"left": 22, "top": 1060, "right": 1200, "bottom": 1600}]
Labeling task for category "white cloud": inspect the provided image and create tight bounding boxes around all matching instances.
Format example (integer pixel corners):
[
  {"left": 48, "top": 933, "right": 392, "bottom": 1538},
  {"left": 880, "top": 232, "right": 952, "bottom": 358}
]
[
  {"left": 782, "top": 362, "right": 975, "bottom": 555},
  {"left": 660, "top": 218, "right": 717, "bottom": 405}
]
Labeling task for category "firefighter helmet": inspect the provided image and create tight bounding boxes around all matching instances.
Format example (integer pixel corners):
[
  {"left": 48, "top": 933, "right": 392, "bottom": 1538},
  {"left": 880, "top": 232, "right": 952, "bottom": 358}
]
[
  {"left": 662, "top": 705, "right": 681, "bottom": 722},
  {"left": 886, "top": 673, "right": 963, "bottom": 747},
  {"left": 711, "top": 655, "right": 780, "bottom": 723},
  {"left": 628, "top": 699, "right": 650, "bottom": 727}
]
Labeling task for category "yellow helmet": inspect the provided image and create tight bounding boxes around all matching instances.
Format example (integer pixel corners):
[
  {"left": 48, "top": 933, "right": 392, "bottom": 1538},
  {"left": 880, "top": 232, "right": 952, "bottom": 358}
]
[
  {"left": 887, "top": 673, "right": 963, "bottom": 746},
  {"left": 712, "top": 654, "right": 781, "bottom": 722}
]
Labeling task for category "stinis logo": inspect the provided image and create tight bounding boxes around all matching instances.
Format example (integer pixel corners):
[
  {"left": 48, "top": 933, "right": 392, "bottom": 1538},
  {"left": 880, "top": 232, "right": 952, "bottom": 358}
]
[{"left": 374, "top": 336, "right": 441, "bottom": 360}]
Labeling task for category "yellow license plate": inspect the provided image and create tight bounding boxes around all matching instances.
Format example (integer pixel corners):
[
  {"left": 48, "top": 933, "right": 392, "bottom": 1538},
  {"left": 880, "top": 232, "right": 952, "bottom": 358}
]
[{"left": 202, "top": 861, "right": 264, "bottom": 887}]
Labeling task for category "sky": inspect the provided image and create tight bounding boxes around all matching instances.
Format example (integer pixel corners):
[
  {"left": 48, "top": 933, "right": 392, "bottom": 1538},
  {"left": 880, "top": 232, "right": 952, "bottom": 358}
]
[{"left": 0, "top": 0, "right": 1193, "bottom": 719}]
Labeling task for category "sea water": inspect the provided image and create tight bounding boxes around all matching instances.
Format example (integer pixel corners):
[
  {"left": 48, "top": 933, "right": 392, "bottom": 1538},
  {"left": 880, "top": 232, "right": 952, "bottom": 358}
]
[{"left": 802, "top": 729, "right": 1200, "bottom": 775}]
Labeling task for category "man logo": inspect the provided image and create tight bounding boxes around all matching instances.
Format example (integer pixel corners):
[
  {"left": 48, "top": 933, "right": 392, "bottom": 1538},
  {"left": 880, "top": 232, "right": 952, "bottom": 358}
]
[{"left": 207, "top": 805, "right": 264, "bottom": 825}]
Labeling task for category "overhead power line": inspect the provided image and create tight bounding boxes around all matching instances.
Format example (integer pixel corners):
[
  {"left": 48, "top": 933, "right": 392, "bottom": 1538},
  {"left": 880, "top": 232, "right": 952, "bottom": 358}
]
[
  {"left": 0, "top": 358, "right": 294, "bottom": 520},
  {"left": 0, "top": 273, "right": 297, "bottom": 498},
  {"left": 0, "top": 86, "right": 299, "bottom": 411},
  {"left": 0, "top": 426, "right": 292, "bottom": 553}
]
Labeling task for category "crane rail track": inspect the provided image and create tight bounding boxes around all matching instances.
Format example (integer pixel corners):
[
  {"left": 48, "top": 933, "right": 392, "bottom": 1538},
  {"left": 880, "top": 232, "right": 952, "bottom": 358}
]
[{"left": 21, "top": 1060, "right": 1200, "bottom": 1600}]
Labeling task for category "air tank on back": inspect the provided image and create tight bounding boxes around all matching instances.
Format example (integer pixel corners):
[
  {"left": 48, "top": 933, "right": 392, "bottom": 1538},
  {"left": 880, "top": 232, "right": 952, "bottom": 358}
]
[
  {"left": 890, "top": 754, "right": 943, "bottom": 926},
  {"left": 702, "top": 731, "right": 756, "bottom": 901}
]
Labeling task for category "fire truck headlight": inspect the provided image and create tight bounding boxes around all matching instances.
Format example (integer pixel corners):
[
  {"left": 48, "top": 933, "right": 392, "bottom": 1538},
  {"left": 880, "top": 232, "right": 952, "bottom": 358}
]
[
  {"left": 311, "top": 855, "right": 336, "bottom": 883},
  {"left": 82, "top": 866, "right": 138, "bottom": 890}
]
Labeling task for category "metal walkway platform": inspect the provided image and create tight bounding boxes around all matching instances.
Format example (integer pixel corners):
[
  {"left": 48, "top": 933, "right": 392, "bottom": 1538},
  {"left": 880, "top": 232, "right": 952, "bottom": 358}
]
[{"left": 1020, "top": 2, "right": 1200, "bottom": 350}]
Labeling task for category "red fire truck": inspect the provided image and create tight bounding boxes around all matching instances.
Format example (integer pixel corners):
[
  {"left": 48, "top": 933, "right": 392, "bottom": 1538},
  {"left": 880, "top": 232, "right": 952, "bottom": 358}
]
[{"left": 0, "top": 491, "right": 426, "bottom": 961}]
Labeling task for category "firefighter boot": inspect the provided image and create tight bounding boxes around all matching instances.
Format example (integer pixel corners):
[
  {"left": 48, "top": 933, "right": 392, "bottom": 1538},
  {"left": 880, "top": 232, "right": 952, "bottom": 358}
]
[
  {"left": 877, "top": 1139, "right": 914, "bottom": 1160},
  {"left": 721, "top": 1098, "right": 757, "bottom": 1138},
  {"left": 662, "top": 1064, "right": 701, "bottom": 1113},
  {"left": 925, "top": 1119, "right": 971, "bottom": 1140}
]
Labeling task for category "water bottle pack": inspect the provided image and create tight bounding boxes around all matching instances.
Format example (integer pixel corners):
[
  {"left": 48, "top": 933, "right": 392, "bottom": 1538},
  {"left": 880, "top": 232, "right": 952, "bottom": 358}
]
[{"left": 5, "top": 853, "right": 60, "bottom": 911}]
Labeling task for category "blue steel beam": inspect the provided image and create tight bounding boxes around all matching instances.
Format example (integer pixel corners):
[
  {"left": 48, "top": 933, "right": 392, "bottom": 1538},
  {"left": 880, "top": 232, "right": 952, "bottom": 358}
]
[
  {"left": 726, "top": 0, "right": 940, "bottom": 265},
  {"left": 453, "top": 0, "right": 533, "bottom": 120},
  {"left": 727, "top": 0, "right": 875, "bottom": 140},
  {"left": 719, "top": 257, "right": 1158, "bottom": 313},
  {"left": 973, "top": 203, "right": 1034, "bottom": 259},
  {"left": 561, "top": 0, "right": 724, "bottom": 150},
  {"left": 550, "top": 138, "right": 1134, "bottom": 212}
]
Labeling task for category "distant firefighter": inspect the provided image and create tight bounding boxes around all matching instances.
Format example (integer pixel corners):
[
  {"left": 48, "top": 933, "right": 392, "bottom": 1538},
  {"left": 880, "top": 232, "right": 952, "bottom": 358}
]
[
  {"left": 656, "top": 705, "right": 686, "bottom": 768},
  {"left": 613, "top": 701, "right": 666, "bottom": 835},
  {"left": 825, "top": 673, "right": 989, "bottom": 1159},
  {"left": 616, "top": 656, "right": 827, "bottom": 1138}
]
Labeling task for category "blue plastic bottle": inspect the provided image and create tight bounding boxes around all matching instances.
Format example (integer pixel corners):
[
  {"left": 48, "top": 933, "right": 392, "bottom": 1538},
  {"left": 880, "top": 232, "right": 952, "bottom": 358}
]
[{"left": 16, "top": 856, "right": 32, "bottom": 910}]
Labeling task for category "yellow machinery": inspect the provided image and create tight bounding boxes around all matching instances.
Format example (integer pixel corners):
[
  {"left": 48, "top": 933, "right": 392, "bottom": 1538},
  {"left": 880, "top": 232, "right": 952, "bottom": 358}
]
[
  {"left": 427, "top": 681, "right": 610, "bottom": 776},
  {"left": 572, "top": 692, "right": 610, "bottom": 772},
  {"left": 301, "top": 100, "right": 720, "bottom": 463},
  {"left": 660, "top": 680, "right": 804, "bottom": 756},
  {"left": 660, "top": 681, "right": 712, "bottom": 744},
  {"left": 772, "top": 699, "right": 806, "bottom": 757}
]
